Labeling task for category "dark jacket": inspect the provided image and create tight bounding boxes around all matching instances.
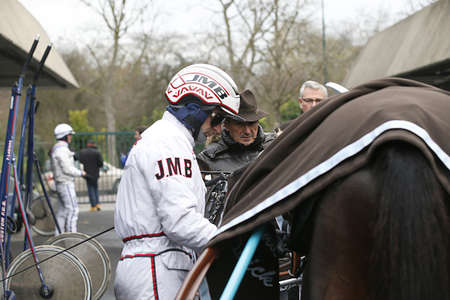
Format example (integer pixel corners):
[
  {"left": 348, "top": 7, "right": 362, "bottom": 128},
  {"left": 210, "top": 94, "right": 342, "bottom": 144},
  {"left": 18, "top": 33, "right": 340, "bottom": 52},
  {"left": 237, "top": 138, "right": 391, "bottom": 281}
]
[
  {"left": 197, "top": 126, "right": 275, "bottom": 173},
  {"left": 78, "top": 145, "right": 104, "bottom": 179}
]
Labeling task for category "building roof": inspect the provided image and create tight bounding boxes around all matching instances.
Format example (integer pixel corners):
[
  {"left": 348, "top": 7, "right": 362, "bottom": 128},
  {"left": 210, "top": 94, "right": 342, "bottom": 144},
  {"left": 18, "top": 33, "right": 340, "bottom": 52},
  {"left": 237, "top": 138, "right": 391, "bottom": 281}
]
[
  {"left": 344, "top": 0, "right": 450, "bottom": 91},
  {"left": 0, "top": 0, "right": 79, "bottom": 88}
]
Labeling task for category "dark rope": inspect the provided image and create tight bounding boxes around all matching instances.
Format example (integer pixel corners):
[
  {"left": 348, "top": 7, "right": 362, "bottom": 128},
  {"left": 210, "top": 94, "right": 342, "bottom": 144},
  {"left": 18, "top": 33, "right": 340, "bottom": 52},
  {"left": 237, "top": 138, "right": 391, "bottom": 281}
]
[{"left": 1, "top": 226, "right": 115, "bottom": 282}]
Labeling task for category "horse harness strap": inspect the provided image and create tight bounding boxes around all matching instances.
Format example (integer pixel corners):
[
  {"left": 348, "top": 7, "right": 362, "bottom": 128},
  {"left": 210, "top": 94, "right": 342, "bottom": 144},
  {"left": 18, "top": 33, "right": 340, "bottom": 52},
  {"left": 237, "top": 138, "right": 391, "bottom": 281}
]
[{"left": 289, "top": 251, "right": 303, "bottom": 277}]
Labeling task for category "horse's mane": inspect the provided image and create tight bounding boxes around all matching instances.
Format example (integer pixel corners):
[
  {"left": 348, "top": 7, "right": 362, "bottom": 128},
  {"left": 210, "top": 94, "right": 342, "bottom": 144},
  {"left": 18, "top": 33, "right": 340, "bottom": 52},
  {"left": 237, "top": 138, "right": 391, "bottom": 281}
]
[{"left": 370, "top": 142, "right": 449, "bottom": 300}]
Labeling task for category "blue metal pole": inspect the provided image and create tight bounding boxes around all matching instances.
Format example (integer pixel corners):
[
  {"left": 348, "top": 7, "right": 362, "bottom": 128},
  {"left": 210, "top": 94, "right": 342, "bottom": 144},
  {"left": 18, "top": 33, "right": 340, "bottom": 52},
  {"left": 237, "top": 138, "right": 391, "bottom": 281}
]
[
  {"left": 220, "top": 225, "right": 266, "bottom": 300},
  {"left": 24, "top": 44, "right": 52, "bottom": 250},
  {"left": 22, "top": 87, "right": 35, "bottom": 251},
  {"left": 0, "top": 35, "right": 39, "bottom": 300},
  {"left": 0, "top": 84, "right": 23, "bottom": 248},
  {"left": 26, "top": 44, "right": 59, "bottom": 236},
  {"left": 16, "top": 86, "right": 31, "bottom": 185},
  {"left": 11, "top": 158, "right": 52, "bottom": 297},
  {"left": 0, "top": 36, "right": 39, "bottom": 255}
]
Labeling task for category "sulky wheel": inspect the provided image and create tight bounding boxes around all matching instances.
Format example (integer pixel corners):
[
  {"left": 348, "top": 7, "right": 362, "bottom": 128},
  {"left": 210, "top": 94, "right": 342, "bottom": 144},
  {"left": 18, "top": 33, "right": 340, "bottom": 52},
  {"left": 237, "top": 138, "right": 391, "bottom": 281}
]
[
  {"left": 5, "top": 245, "right": 92, "bottom": 299},
  {"left": 30, "top": 195, "right": 58, "bottom": 236},
  {"left": 46, "top": 232, "right": 111, "bottom": 300}
]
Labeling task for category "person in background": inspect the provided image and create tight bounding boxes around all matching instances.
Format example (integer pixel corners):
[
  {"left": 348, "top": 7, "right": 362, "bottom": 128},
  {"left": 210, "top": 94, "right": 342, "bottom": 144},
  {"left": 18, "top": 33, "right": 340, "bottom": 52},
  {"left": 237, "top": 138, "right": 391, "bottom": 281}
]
[
  {"left": 298, "top": 80, "right": 328, "bottom": 113},
  {"left": 114, "top": 64, "right": 241, "bottom": 300},
  {"left": 120, "top": 125, "right": 147, "bottom": 167},
  {"left": 79, "top": 140, "right": 104, "bottom": 211},
  {"left": 205, "top": 113, "right": 223, "bottom": 146},
  {"left": 275, "top": 80, "right": 329, "bottom": 137},
  {"left": 134, "top": 125, "right": 146, "bottom": 141},
  {"left": 50, "top": 123, "right": 85, "bottom": 234}
]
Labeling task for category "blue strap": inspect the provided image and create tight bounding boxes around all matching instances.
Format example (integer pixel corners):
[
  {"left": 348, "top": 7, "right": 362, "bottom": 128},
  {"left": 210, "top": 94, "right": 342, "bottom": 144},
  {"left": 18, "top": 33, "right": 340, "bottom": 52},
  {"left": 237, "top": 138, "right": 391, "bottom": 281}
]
[{"left": 220, "top": 225, "right": 266, "bottom": 300}]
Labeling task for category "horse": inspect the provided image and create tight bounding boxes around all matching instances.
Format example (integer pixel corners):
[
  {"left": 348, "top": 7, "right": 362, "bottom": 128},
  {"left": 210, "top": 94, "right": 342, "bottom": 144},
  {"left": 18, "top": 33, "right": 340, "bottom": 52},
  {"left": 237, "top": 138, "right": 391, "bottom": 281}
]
[
  {"left": 289, "top": 141, "right": 449, "bottom": 300},
  {"left": 177, "top": 78, "right": 450, "bottom": 300}
]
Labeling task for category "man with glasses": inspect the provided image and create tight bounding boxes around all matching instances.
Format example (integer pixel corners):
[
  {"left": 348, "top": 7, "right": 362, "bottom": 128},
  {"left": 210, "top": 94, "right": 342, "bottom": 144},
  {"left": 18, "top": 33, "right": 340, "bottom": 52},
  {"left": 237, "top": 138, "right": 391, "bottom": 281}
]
[{"left": 298, "top": 80, "right": 328, "bottom": 113}]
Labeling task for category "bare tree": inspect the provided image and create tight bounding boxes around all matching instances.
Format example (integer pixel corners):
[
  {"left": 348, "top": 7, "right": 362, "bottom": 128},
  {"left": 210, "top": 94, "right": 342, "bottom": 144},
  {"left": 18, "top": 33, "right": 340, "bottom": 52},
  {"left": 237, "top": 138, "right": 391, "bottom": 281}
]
[
  {"left": 209, "top": 0, "right": 317, "bottom": 126},
  {"left": 79, "top": 0, "right": 152, "bottom": 163},
  {"left": 28, "top": 0, "right": 368, "bottom": 145},
  {"left": 80, "top": 0, "right": 151, "bottom": 130},
  {"left": 252, "top": 0, "right": 305, "bottom": 126},
  {"left": 207, "top": 0, "right": 277, "bottom": 87},
  {"left": 115, "top": 34, "right": 189, "bottom": 129}
]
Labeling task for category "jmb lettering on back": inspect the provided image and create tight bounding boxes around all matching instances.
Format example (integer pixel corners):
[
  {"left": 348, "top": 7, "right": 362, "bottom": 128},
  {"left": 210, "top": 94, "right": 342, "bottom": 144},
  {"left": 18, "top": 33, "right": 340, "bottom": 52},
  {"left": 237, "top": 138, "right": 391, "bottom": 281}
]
[{"left": 155, "top": 157, "right": 192, "bottom": 179}]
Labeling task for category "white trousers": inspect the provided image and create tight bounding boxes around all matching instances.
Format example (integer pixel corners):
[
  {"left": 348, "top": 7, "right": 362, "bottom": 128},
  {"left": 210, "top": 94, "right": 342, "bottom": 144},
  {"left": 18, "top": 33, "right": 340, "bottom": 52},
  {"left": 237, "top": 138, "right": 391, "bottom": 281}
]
[
  {"left": 55, "top": 182, "right": 78, "bottom": 234},
  {"left": 114, "top": 254, "right": 189, "bottom": 300}
]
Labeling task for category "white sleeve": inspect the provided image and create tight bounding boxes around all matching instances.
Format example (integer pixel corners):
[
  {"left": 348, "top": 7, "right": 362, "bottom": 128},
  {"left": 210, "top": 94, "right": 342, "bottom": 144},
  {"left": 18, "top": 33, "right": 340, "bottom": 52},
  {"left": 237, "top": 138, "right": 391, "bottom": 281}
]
[
  {"left": 141, "top": 145, "right": 217, "bottom": 251},
  {"left": 55, "top": 149, "right": 82, "bottom": 177}
]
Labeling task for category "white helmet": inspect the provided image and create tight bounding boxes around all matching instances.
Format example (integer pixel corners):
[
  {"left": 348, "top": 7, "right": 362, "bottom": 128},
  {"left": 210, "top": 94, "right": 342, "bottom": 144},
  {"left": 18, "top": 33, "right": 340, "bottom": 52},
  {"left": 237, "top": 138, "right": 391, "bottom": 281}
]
[
  {"left": 165, "top": 64, "right": 240, "bottom": 116},
  {"left": 54, "top": 123, "right": 75, "bottom": 139}
]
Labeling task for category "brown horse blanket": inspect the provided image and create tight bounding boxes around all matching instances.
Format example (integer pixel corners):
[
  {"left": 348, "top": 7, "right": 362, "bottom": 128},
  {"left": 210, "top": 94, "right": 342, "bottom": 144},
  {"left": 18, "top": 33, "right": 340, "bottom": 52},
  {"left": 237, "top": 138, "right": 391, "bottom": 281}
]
[{"left": 209, "top": 77, "right": 450, "bottom": 247}]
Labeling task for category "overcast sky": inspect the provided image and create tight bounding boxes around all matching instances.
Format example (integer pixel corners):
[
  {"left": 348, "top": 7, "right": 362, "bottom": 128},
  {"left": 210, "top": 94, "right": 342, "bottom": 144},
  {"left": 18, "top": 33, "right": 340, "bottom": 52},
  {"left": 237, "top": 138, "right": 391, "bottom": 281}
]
[{"left": 18, "top": 0, "right": 417, "bottom": 45}]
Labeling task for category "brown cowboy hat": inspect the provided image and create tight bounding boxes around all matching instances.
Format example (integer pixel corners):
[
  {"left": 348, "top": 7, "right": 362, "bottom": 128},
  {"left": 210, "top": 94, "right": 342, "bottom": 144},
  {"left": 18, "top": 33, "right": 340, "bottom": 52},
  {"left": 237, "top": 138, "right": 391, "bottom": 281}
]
[{"left": 227, "top": 89, "right": 268, "bottom": 122}]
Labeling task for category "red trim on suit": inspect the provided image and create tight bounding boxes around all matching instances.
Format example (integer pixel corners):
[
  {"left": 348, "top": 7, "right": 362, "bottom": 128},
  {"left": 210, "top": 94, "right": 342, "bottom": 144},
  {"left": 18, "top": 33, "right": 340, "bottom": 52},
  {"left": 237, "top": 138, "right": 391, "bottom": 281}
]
[
  {"left": 122, "top": 232, "right": 165, "bottom": 243},
  {"left": 151, "top": 256, "right": 159, "bottom": 300}
]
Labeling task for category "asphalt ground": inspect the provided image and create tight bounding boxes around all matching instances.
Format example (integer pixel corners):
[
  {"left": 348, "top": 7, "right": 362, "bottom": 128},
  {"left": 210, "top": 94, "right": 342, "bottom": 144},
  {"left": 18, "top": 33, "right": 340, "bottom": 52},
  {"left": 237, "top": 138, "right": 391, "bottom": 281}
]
[
  {"left": 8, "top": 202, "right": 120, "bottom": 300},
  {"left": 7, "top": 202, "right": 302, "bottom": 299}
]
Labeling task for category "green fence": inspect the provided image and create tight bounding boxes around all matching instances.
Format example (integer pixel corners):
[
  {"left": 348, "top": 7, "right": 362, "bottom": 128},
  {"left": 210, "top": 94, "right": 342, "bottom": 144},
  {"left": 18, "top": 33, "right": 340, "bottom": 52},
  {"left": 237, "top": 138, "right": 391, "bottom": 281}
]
[
  {"left": 0, "top": 131, "right": 134, "bottom": 204},
  {"left": 72, "top": 131, "right": 135, "bottom": 166}
]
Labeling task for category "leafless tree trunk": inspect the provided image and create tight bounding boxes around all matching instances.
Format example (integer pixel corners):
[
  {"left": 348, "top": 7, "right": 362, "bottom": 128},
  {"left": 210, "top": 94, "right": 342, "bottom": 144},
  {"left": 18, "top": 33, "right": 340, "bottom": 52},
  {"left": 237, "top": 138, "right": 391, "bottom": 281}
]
[
  {"left": 210, "top": 0, "right": 364, "bottom": 126},
  {"left": 211, "top": 0, "right": 275, "bottom": 88},
  {"left": 256, "top": 0, "right": 303, "bottom": 126},
  {"left": 80, "top": 0, "right": 151, "bottom": 165},
  {"left": 211, "top": 0, "right": 310, "bottom": 125}
]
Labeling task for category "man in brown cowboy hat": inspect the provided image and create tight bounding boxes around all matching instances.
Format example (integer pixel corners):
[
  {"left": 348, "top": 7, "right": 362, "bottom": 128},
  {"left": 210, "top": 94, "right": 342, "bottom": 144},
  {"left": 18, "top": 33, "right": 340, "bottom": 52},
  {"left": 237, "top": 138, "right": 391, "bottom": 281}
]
[{"left": 197, "top": 89, "right": 275, "bottom": 173}]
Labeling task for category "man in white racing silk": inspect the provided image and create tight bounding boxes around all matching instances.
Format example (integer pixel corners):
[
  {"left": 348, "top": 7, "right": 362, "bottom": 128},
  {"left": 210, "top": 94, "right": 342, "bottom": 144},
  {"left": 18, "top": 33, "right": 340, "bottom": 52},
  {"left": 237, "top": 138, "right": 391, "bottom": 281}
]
[
  {"left": 50, "top": 123, "right": 85, "bottom": 234},
  {"left": 114, "top": 64, "right": 241, "bottom": 300}
]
